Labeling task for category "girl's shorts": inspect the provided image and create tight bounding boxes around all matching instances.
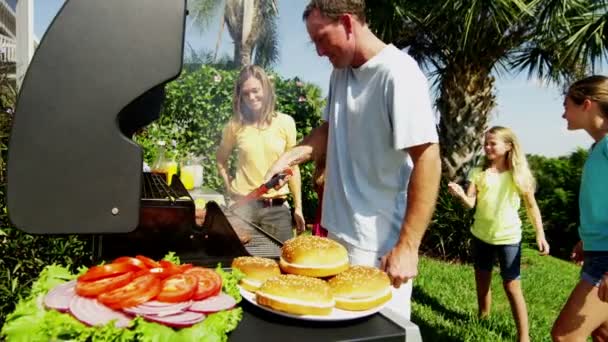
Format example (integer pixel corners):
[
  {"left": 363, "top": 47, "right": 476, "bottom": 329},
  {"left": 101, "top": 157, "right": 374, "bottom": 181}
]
[
  {"left": 581, "top": 251, "right": 608, "bottom": 287},
  {"left": 473, "top": 237, "right": 521, "bottom": 281}
]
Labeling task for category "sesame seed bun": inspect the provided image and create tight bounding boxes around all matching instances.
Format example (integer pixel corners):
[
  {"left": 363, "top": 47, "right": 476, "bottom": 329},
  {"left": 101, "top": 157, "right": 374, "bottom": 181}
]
[
  {"left": 255, "top": 274, "right": 335, "bottom": 316},
  {"left": 328, "top": 265, "right": 392, "bottom": 311},
  {"left": 279, "top": 236, "right": 349, "bottom": 278},
  {"left": 231, "top": 256, "right": 281, "bottom": 292}
]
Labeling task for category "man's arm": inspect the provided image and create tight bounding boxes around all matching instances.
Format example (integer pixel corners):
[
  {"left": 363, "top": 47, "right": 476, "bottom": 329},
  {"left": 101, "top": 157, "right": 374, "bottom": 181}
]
[
  {"left": 265, "top": 122, "right": 329, "bottom": 180},
  {"left": 381, "top": 142, "right": 441, "bottom": 287},
  {"left": 287, "top": 165, "right": 306, "bottom": 233},
  {"left": 398, "top": 142, "right": 441, "bottom": 250}
]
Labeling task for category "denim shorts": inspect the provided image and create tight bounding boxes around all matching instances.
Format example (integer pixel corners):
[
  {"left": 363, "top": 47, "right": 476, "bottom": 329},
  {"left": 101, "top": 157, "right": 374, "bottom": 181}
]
[
  {"left": 472, "top": 237, "right": 521, "bottom": 281},
  {"left": 581, "top": 251, "right": 608, "bottom": 287}
]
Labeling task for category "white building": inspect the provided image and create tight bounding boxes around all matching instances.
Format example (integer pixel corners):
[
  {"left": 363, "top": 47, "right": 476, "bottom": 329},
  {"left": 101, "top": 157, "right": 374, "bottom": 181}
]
[
  {"left": 0, "top": 0, "right": 38, "bottom": 83},
  {"left": 0, "top": 0, "right": 17, "bottom": 64}
]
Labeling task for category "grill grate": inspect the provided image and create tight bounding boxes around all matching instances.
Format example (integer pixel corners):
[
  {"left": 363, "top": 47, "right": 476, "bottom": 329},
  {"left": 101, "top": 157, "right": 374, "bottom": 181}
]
[
  {"left": 225, "top": 214, "right": 282, "bottom": 258},
  {"left": 244, "top": 232, "right": 282, "bottom": 258},
  {"left": 142, "top": 172, "right": 183, "bottom": 200}
]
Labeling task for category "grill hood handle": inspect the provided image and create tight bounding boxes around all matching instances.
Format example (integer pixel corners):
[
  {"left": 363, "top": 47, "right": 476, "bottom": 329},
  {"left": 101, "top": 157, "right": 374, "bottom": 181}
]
[{"left": 7, "top": 0, "right": 187, "bottom": 234}]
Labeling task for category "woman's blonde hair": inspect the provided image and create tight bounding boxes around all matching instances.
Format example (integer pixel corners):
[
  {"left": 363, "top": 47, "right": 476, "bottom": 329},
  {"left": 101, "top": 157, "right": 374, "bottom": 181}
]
[
  {"left": 232, "top": 65, "right": 276, "bottom": 126},
  {"left": 567, "top": 75, "right": 608, "bottom": 118},
  {"left": 483, "top": 126, "right": 535, "bottom": 194}
]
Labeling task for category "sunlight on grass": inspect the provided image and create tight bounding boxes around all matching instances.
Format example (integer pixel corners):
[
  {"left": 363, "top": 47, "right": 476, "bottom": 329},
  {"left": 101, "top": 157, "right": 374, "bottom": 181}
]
[{"left": 412, "top": 248, "right": 579, "bottom": 341}]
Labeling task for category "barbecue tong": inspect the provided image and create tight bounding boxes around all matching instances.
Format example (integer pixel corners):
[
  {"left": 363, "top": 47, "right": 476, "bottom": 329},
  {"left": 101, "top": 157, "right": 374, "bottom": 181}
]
[{"left": 228, "top": 169, "right": 293, "bottom": 211}]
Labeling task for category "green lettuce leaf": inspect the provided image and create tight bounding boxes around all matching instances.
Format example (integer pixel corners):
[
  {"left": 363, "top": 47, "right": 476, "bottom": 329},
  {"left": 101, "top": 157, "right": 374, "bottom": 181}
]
[
  {"left": 161, "top": 252, "right": 181, "bottom": 265},
  {"left": 1, "top": 261, "right": 244, "bottom": 342}
]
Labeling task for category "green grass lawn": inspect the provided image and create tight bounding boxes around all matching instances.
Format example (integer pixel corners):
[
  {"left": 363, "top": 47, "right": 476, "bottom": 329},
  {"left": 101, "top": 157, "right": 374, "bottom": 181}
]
[{"left": 412, "top": 247, "right": 580, "bottom": 341}]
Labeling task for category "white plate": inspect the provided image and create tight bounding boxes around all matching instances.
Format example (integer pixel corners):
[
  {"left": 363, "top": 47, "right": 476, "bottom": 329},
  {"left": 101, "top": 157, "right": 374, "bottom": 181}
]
[{"left": 238, "top": 286, "right": 389, "bottom": 322}]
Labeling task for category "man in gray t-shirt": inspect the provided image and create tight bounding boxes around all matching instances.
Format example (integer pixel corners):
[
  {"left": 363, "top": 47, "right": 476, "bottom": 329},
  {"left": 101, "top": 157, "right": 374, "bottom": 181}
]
[{"left": 266, "top": 0, "right": 441, "bottom": 320}]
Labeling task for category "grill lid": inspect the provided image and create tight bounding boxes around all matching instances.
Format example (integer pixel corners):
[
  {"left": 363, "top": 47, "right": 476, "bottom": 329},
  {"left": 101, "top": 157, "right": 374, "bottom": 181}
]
[{"left": 6, "top": 0, "right": 187, "bottom": 234}]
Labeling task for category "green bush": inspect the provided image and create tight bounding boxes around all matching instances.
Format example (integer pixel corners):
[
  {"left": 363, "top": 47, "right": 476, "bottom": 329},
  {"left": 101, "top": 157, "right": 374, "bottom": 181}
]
[
  {"left": 422, "top": 179, "right": 476, "bottom": 261},
  {"left": 135, "top": 65, "right": 325, "bottom": 220},
  {"left": 528, "top": 149, "right": 587, "bottom": 259}
]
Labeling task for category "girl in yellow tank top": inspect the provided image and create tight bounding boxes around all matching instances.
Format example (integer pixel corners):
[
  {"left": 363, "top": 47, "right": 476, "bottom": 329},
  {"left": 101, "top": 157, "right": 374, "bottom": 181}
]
[{"left": 448, "top": 126, "right": 549, "bottom": 342}]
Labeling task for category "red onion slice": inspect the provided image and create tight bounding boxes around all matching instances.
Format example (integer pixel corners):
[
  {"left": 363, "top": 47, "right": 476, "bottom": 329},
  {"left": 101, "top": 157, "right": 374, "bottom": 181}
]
[
  {"left": 123, "top": 300, "right": 192, "bottom": 317},
  {"left": 189, "top": 293, "right": 236, "bottom": 313},
  {"left": 136, "top": 300, "right": 191, "bottom": 308},
  {"left": 143, "top": 311, "right": 205, "bottom": 328},
  {"left": 44, "top": 280, "right": 77, "bottom": 312},
  {"left": 69, "top": 295, "right": 131, "bottom": 328}
]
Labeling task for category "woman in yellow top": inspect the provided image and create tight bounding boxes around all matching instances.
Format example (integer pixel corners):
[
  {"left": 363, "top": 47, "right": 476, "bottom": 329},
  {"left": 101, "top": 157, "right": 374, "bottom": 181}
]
[
  {"left": 216, "top": 65, "right": 305, "bottom": 243},
  {"left": 448, "top": 126, "right": 550, "bottom": 342}
]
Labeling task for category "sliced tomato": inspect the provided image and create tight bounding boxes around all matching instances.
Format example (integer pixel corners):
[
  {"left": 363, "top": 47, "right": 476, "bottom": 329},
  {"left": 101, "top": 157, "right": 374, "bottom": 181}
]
[
  {"left": 145, "top": 267, "right": 174, "bottom": 279},
  {"left": 98, "top": 274, "right": 161, "bottom": 309},
  {"left": 113, "top": 257, "right": 147, "bottom": 269},
  {"left": 158, "top": 260, "right": 193, "bottom": 276},
  {"left": 179, "top": 263, "right": 194, "bottom": 272},
  {"left": 136, "top": 255, "right": 161, "bottom": 268},
  {"left": 184, "top": 267, "right": 222, "bottom": 300},
  {"left": 75, "top": 272, "right": 134, "bottom": 297},
  {"left": 156, "top": 274, "right": 198, "bottom": 303},
  {"left": 78, "top": 263, "right": 140, "bottom": 282}
]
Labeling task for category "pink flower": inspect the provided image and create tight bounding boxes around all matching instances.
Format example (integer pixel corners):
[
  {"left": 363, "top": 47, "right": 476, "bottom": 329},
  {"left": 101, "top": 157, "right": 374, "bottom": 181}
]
[
  {"left": 298, "top": 96, "right": 306, "bottom": 103},
  {"left": 295, "top": 81, "right": 304, "bottom": 87}
]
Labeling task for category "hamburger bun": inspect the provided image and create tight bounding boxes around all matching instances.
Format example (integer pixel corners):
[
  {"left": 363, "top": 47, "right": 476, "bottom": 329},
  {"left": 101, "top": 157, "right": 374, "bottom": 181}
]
[
  {"left": 256, "top": 274, "right": 335, "bottom": 316},
  {"left": 279, "top": 236, "right": 349, "bottom": 277},
  {"left": 328, "top": 265, "right": 392, "bottom": 311},
  {"left": 231, "top": 256, "right": 281, "bottom": 292}
]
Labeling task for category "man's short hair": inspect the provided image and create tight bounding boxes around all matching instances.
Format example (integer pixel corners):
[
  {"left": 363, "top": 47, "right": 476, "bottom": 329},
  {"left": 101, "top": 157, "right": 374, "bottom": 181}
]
[{"left": 302, "top": 0, "right": 366, "bottom": 23}]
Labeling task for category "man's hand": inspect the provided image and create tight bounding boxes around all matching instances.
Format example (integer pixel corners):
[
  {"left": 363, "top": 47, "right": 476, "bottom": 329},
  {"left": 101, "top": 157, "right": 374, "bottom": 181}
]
[
  {"left": 264, "top": 166, "right": 292, "bottom": 190},
  {"left": 380, "top": 242, "right": 419, "bottom": 288},
  {"left": 293, "top": 208, "right": 306, "bottom": 235}
]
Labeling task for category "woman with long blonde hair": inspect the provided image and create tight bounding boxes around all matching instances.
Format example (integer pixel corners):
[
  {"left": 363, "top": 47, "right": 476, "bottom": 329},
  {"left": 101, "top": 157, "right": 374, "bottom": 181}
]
[
  {"left": 448, "top": 126, "right": 550, "bottom": 342},
  {"left": 216, "top": 65, "right": 305, "bottom": 242}
]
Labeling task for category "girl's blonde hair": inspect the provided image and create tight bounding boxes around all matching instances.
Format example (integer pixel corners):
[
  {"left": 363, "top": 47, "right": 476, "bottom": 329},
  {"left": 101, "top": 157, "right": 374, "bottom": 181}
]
[
  {"left": 232, "top": 65, "right": 276, "bottom": 126},
  {"left": 567, "top": 75, "right": 608, "bottom": 118},
  {"left": 483, "top": 126, "right": 536, "bottom": 194}
]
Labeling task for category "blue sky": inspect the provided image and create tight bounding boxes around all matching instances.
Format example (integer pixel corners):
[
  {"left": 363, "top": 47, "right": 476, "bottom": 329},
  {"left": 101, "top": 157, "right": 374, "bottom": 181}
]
[{"left": 34, "top": 0, "right": 597, "bottom": 157}]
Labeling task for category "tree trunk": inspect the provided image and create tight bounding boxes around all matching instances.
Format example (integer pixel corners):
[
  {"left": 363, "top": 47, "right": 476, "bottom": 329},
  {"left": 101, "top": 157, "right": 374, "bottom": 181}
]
[
  {"left": 213, "top": 7, "right": 225, "bottom": 62},
  {"left": 239, "top": 43, "right": 253, "bottom": 67},
  {"left": 233, "top": 42, "right": 242, "bottom": 67},
  {"left": 437, "top": 65, "right": 496, "bottom": 181}
]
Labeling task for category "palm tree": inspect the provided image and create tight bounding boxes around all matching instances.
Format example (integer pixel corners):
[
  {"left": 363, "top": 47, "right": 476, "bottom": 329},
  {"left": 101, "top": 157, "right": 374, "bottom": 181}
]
[
  {"left": 367, "top": 0, "right": 608, "bottom": 179},
  {"left": 189, "top": 0, "right": 279, "bottom": 68}
]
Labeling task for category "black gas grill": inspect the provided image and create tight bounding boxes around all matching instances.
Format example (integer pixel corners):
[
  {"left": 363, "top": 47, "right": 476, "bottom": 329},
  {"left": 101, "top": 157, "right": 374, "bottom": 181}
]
[
  {"left": 91, "top": 171, "right": 282, "bottom": 265},
  {"left": 94, "top": 173, "right": 282, "bottom": 265}
]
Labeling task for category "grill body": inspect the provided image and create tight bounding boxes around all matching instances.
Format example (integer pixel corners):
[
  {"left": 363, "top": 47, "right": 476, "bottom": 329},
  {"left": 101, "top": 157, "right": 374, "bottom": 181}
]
[{"left": 94, "top": 173, "right": 282, "bottom": 265}]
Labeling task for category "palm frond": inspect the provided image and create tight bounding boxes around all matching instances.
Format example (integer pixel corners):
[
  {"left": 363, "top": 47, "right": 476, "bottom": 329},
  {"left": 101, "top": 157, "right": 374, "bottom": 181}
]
[
  {"left": 188, "top": 0, "right": 223, "bottom": 32},
  {"left": 253, "top": 2, "right": 280, "bottom": 68},
  {"left": 560, "top": 9, "right": 608, "bottom": 72},
  {"left": 224, "top": 0, "right": 241, "bottom": 42}
]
